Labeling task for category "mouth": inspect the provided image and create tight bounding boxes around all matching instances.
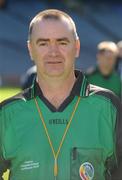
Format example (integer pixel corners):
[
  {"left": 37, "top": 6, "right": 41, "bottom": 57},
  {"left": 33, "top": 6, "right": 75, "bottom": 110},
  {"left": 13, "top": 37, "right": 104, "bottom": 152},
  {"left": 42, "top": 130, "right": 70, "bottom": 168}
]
[{"left": 46, "top": 61, "right": 63, "bottom": 64}]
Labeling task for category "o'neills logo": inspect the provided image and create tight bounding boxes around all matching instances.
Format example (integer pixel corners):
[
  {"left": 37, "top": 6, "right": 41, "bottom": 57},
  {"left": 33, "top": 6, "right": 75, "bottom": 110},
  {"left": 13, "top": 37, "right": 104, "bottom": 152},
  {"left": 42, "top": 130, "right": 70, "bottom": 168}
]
[
  {"left": 49, "top": 119, "right": 68, "bottom": 125},
  {"left": 79, "top": 162, "right": 94, "bottom": 180}
]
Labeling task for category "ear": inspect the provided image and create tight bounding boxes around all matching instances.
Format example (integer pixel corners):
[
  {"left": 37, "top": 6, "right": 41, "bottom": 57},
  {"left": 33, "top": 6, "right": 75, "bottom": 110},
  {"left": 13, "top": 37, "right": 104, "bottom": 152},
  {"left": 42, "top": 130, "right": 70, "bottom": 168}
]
[
  {"left": 27, "top": 40, "right": 34, "bottom": 61},
  {"left": 75, "top": 39, "right": 80, "bottom": 58}
]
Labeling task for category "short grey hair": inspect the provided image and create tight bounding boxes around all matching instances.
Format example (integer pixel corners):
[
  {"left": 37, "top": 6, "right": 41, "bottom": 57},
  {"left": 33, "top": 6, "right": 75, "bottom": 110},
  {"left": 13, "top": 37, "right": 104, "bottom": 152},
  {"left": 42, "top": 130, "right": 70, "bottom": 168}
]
[{"left": 28, "top": 9, "right": 79, "bottom": 41}]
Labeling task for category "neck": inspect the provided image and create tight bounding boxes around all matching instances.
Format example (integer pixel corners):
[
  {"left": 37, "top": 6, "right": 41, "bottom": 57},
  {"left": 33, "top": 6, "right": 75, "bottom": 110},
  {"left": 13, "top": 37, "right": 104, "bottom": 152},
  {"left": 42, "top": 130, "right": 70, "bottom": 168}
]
[
  {"left": 37, "top": 72, "right": 76, "bottom": 108},
  {"left": 99, "top": 69, "right": 113, "bottom": 77}
]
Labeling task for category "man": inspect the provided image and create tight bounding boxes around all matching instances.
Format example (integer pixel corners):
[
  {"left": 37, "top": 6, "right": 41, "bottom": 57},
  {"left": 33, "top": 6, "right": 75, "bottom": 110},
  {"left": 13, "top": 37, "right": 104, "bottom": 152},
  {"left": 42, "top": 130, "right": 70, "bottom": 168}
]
[
  {"left": 116, "top": 41, "right": 122, "bottom": 79},
  {"left": 0, "top": 9, "right": 122, "bottom": 180},
  {"left": 86, "top": 41, "right": 121, "bottom": 98},
  {"left": 116, "top": 41, "right": 122, "bottom": 100}
]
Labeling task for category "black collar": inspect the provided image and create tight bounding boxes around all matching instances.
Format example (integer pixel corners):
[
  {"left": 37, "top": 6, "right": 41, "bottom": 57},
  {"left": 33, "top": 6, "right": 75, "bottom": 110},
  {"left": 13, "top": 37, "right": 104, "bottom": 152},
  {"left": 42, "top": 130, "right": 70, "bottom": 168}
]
[{"left": 29, "top": 70, "right": 89, "bottom": 112}]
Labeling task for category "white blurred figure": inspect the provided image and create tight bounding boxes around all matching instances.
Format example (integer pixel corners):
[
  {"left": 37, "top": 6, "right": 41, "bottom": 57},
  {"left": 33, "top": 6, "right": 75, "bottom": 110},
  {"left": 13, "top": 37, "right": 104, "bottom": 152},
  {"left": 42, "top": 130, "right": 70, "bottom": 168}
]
[
  {"left": 117, "top": 41, "right": 122, "bottom": 80},
  {"left": 117, "top": 41, "right": 122, "bottom": 100}
]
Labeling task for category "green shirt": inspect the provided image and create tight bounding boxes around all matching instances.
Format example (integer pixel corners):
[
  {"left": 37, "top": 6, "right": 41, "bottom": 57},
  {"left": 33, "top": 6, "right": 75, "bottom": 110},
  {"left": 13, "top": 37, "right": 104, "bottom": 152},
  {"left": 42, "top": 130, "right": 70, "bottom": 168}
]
[
  {"left": 0, "top": 71, "right": 122, "bottom": 180},
  {"left": 86, "top": 67, "right": 121, "bottom": 98}
]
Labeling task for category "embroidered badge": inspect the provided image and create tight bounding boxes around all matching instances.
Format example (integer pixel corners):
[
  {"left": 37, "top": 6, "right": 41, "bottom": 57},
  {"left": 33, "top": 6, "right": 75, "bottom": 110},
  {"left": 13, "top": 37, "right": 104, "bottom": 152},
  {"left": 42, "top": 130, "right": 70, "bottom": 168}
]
[
  {"left": 20, "top": 161, "right": 40, "bottom": 171},
  {"left": 79, "top": 162, "right": 94, "bottom": 180}
]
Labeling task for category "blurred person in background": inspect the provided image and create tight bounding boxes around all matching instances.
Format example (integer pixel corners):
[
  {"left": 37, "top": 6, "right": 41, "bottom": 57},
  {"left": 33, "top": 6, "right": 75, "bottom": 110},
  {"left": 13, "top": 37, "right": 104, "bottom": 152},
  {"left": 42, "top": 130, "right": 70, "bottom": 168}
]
[
  {"left": 86, "top": 41, "right": 121, "bottom": 98},
  {"left": 21, "top": 65, "right": 37, "bottom": 89},
  {"left": 0, "top": 0, "right": 7, "bottom": 9},
  {"left": 116, "top": 41, "right": 122, "bottom": 79}
]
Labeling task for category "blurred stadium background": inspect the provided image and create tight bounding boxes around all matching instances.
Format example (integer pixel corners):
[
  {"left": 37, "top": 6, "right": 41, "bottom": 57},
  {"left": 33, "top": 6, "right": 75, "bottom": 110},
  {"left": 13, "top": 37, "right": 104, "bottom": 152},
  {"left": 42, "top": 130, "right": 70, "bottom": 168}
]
[
  {"left": 0, "top": 0, "right": 122, "bottom": 178},
  {"left": 0, "top": 0, "right": 122, "bottom": 90}
]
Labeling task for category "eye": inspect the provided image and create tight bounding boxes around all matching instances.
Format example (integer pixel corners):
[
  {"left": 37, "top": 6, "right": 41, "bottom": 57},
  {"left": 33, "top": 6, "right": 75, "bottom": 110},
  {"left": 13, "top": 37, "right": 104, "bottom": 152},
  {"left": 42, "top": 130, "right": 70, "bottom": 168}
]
[
  {"left": 38, "top": 42, "right": 48, "bottom": 46},
  {"left": 59, "top": 41, "right": 68, "bottom": 46}
]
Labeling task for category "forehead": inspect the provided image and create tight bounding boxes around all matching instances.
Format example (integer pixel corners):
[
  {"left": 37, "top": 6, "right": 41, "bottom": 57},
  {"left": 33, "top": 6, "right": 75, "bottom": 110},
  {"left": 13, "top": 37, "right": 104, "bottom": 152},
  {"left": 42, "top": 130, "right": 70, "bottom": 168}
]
[
  {"left": 98, "top": 49, "right": 117, "bottom": 56},
  {"left": 31, "top": 18, "right": 74, "bottom": 40}
]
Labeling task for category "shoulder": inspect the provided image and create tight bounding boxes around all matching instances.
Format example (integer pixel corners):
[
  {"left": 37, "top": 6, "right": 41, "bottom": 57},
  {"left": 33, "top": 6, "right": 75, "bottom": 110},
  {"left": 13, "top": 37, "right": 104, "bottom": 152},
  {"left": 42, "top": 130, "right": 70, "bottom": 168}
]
[
  {"left": 89, "top": 84, "right": 121, "bottom": 111},
  {"left": 0, "top": 87, "right": 32, "bottom": 110},
  {"left": 113, "top": 71, "right": 122, "bottom": 81},
  {"left": 85, "top": 66, "right": 97, "bottom": 76}
]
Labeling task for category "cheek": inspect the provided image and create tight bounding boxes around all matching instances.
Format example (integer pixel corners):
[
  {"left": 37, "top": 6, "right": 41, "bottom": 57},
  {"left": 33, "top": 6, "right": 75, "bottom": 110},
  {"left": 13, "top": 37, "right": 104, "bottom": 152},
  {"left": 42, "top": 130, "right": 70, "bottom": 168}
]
[
  {"left": 60, "top": 46, "right": 77, "bottom": 57},
  {"left": 33, "top": 49, "right": 47, "bottom": 62},
  {"left": 109, "top": 61, "right": 116, "bottom": 67}
]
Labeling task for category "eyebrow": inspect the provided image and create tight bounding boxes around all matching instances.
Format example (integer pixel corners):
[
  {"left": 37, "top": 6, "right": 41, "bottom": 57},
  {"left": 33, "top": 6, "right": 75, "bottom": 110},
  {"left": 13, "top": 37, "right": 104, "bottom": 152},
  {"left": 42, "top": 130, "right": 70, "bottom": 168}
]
[
  {"left": 57, "top": 38, "right": 70, "bottom": 42},
  {"left": 36, "top": 38, "right": 50, "bottom": 44},
  {"left": 36, "top": 37, "right": 70, "bottom": 44}
]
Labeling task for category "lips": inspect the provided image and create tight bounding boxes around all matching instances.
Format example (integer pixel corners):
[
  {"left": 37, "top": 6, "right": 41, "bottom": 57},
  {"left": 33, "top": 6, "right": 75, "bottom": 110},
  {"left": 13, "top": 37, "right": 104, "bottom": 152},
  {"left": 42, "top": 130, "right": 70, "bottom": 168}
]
[
  {"left": 47, "top": 61, "right": 62, "bottom": 64},
  {"left": 45, "top": 56, "right": 64, "bottom": 65}
]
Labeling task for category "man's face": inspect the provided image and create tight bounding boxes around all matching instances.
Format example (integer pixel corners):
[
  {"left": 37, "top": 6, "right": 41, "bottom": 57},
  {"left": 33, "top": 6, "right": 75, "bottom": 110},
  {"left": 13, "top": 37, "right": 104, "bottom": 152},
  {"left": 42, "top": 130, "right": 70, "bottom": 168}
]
[
  {"left": 118, "top": 47, "right": 122, "bottom": 58},
  {"left": 97, "top": 50, "right": 117, "bottom": 75},
  {"left": 28, "top": 19, "right": 80, "bottom": 78}
]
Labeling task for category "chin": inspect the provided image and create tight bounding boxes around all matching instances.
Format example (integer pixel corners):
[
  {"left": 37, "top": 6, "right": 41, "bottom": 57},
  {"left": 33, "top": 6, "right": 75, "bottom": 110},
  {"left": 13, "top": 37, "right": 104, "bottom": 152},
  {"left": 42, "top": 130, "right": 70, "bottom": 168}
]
[{"left": 45, "top": 70, "right": 65, "bottom": 78}]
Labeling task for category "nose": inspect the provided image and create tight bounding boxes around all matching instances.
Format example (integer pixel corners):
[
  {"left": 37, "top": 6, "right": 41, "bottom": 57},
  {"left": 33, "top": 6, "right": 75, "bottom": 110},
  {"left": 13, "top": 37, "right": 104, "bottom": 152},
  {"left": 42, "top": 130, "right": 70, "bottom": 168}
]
[{"left": 48, "top": 43, "right": 59, "bottom": 56}]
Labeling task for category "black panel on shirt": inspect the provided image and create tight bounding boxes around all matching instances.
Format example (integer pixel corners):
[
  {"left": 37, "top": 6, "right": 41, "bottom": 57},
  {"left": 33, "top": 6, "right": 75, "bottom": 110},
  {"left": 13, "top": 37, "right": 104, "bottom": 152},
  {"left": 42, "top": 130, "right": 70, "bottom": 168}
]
[
  {"left": 89, "top": 84, "right": 122, "bottom": 180},
  {"left": 34, "top": 71, "right": 84, "bottom": 112}
]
